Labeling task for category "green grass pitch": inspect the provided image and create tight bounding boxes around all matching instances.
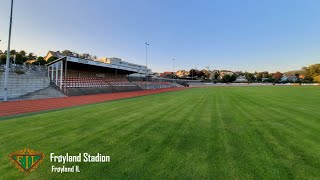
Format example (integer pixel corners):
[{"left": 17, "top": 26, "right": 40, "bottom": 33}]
[{"left": 0, "top": 86, "right": 319, "bottom": 179}]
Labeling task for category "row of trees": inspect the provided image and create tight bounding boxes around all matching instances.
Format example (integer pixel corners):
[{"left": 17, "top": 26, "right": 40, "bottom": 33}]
[
  {"left": 184, "top": 67, "right": 318, "bottom": 83},
  {"left": 189, "top": 69, "right": 207, "bottom": 78},
  {"left": 60, "top": 50, "right": 97, "bottom": 60},
  {"left": 302, "top": 64, "right": 320, "bottom": 82},
  {"left": 0, "top": 49, "right": 97, "bottom": 65},
  {"left": 187, "top": 69, "right": 269, "bottom": 83},
  {"left": 0, "top": 49, "right": 50, "bottom": 65},
  {"left": 0, "top": 50, "right": 36, "bottom": 64}
]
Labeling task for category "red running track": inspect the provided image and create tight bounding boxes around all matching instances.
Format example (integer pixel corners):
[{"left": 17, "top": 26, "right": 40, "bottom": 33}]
[{"left": 0, "top": 88, "right": 186, "bottom": 117}]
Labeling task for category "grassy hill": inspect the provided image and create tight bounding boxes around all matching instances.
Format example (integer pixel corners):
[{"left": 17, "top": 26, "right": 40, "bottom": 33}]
[{"left": 283, "top": 70, "right": 305, "bottom": 75}]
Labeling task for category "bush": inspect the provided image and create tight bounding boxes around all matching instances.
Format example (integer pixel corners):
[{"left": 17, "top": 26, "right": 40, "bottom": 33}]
[
  {"left": 32, "top": 56, "right": 46, "bottom": 65},
  {"left": 313, "top": 75, "right": 320, "bottom": 83},
  {"left": 47, "top": 56, "right": 58, "bottom": 63},
  {"left": 14, "top": 69, "right": 25, "bottom": 74},
  {"left": 0, "top": 54, "right": 6, "bottom": 64}
]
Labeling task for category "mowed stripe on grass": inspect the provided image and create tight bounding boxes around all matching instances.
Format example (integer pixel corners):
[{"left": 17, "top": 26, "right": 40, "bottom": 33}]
[
  {"left": 0, "top": 88, "right": 184, "bottom": 117},
  {"left": 0, "top": 86, "right": 319, "bottom": 179}
]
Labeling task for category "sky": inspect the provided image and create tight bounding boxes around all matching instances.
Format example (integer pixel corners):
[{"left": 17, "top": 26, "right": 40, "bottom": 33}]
[{"left": 0, "top": 0, "right": 320, "bottom": 73}]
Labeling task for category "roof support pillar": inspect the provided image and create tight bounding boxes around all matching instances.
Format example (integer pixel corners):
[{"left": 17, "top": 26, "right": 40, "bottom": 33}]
[
  {"left": 55, "top": 63, "right": 58, "bottom": 85},
  {"left": 51, "top": 65, "right": 54, "bottom": 81},
  {"left": 60, "top": 61, "right": 63, "bottom": 89}
]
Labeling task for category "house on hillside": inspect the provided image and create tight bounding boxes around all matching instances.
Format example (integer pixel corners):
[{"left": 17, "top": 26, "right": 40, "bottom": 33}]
[
  {"left": 152, "top": 72, "right": 160, "bottom": 77},
  {"left": 234, "top": 75, "right": 248, "bottom": 83},
  {"left": 281, "top": 75, "right": 298, "bottom": 82},
  {"left": 160, "top": 72, "right": 174, "bottom": 78},
  {"left": 176, "top": 70, "right": 189, "bottom": 77},
  {"left": 217, "top": 71, "right": 233, "bottom": 80},
  {"left": 299, "top": 74, "right": 305, "bottom": 79},
  {"left": 24, "top": 59, "right": 37, "bottom": 64},
  {"left": 44, "top": 51, "right": 65, "bottom": 61},
  {"left": 220, "top": 70, "right": 233, "bottom": 76}
]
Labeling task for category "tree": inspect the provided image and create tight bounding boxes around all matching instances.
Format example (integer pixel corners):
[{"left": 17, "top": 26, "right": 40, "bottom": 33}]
[
  {"left": 272, "top": 72, "right": 283, "bottom": 82},
  {"left": 47, "top": 56, "right": 58, "bottom": 63},
  {"left": 303, "top": 64, "right": 320, "bottom": 82},
  {"left": 256, "top": 73, "right": 262, "bottom": 81},
  {"left": 28, "top": 53, "right": 35, "bottom": 60},
  {"left": 222, "top": 74, "right": 231, "bottom": 83},
  {"left": 230, "top": 74, "right": 237, "bottom": 82},
  {"left": 303, "top": 76, "right": 313, "bottom": 82},
  {"left": 245, "top": 72, "right": 256, "bottom": 83},
  {"left": 197, "top": 70, "right": 205, "bottom": 78},
  {"left": 62, "top": 50, "right": 73, "bottom": 56},
  {"left": 19, "top": 50, "right": 26, "bottom": 56},
  {"left": 14, "top": 54, "right": 24, "bottom": 64},
  {"left": 22, "top": 56, "right": 28, "bottom": 63},
  {"left": 189, "top": 69, "right": 198, "bottom": 79},
  {"left": 0, "top": 54, "right": 6, "bottom": 64},
  {"left": 313, "top": 75, "right": 320, "bottom": 83},
  {"left": 80, "top": 53, "right": 92, "bottom": 59},
  {"left": 10, "top": 49, "right": 16, "bottom": 55},
  {"left": 212, "top": 72, "right": 219, "bottom": 80},
  {"left": 33, "top": 56, "right": 46, "bottom": 65},
  {"left": 73, "top": 53, "right": 80, "bottom": 58},
  {"left": 309, "top": 64, "right": 320, "bottom": 76}
]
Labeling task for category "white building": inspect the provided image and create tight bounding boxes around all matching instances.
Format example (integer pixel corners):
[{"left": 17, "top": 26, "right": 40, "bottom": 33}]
[
  {"left": 99, "top": 57, "right": 152, "bottom": 75},
  {"left": 234, "top": 75, "right": 248, "bottom": 82},
  {"left": 281, "top": 75, "right": 298, "bottom": 82}
]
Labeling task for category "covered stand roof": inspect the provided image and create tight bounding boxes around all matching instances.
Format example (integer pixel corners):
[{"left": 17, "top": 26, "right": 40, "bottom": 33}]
[{"left": 46, "top": 56, "right": 149, "bottom": 75}]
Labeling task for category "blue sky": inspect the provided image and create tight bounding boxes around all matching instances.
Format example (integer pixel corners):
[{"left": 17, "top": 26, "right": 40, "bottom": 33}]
[{"left": 0, "top": 0, "right": 320, "bottom": 73}]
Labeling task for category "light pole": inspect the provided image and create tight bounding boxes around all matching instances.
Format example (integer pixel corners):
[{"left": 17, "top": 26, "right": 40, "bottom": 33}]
[
  {"left": 145, "top": 42, "right": 149, "bottom": 90},
  {"left": 4, "top": 0, "right": 14, "bottom": 102},
  {"left": 191, "top": 68, "right": 193, "bottom": 80},
  {"left": 172, "top": 58, "right": 175, "bottom": 84},
  {"left": 206, "top": 66, "right": 209, "bottom": 80}
]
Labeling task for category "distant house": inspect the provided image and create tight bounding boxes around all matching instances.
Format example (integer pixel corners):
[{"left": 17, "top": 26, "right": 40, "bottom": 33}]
[
  {"left": 98, "top": 57, "right": 122, "bottom": 64},
  {"left": 281, "top": 75, "right": 298, "bottom": 82},
  {"left": 220, "top": 71, "right": 233, "bottom": 76},
  {"left": 159, "top": 72, "right": 174, "bottom": 78},
  {"left": 217, "top": 71, "right": 233, "bottom": 80},
  {"left": 44, "top": 51, "right": 65, "bottom": 61},
  {"left": 176, "top": 70, "right": 189, "bottom": 77},
  {"left": 24, "top": 59, "right": 37, "bottom": 64},
  {"left": 299, "top": 74, "right": 305, "bottom": 79},
  {"left": 234, "top": 75, "right": 248, "bottom": 83},
  {"left": 151, "top": 72, "right": 160, "bottom": 77}
]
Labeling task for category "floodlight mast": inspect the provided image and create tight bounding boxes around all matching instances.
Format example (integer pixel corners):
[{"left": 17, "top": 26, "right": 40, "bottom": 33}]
[
  {"left": 145, "top": 42, "right": 150, "bottom": 90},
  {"left": 4, "top": 0, "right": 14, "bottom": 102},
  {"left": 172, "top": 58, "right": 175, "bottom": 84}
]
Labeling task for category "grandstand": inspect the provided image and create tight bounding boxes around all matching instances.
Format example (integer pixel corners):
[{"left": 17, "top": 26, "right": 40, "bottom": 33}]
[
  {"left": 128, "top": 76, "right": 185, "bottom": 89},
  {"left": 46, "top": 56, "right": 180, "bottom": 96}
]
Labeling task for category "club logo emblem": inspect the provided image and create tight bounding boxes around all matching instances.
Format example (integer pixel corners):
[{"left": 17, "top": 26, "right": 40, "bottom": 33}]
[{"left": 9, "top": 148, "right": 44, "bottom": 175}]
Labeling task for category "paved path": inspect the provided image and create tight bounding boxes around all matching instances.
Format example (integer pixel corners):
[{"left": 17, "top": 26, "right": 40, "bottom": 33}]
[{"left": 0, "top": 88, "right": 185, "bottom": 117}]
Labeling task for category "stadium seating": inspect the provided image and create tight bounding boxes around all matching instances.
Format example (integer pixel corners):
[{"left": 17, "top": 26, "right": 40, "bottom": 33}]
[
  {"left": 107, "top": 78, "right": 137, "bottom": 87},
  {"left": 60, "top": 77, "right": 137, "bottom": 88},
  {"left": 59, "top": 77, "right": 142, "bottom": 96},
  {"left": 132, "top": 81, "right": 178, "bottom": 89},
  {"left": 62, "top": 77, "right": 111, "bottom": 88}
]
